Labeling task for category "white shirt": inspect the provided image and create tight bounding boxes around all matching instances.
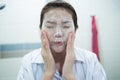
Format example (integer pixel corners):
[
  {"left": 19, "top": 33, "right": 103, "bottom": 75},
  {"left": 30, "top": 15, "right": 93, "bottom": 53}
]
[{"left": 17, "top": 47, "right": 107, "bottom": 80}]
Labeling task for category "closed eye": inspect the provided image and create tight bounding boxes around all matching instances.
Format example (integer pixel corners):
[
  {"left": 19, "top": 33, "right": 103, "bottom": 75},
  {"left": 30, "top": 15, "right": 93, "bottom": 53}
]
[
  {"left": 63, "top": 26, "right": 70, "bottom": 28},
  {"left": 46, "top": 26, "right": 54, "bottom": 29}
]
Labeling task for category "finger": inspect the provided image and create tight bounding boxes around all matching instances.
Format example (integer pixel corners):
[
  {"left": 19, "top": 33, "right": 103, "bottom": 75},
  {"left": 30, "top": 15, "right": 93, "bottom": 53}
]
[
  {"left": 41, "top": 31, "right": 49, "bottom": 49},
  {"left": 67, "top": 32, "right": 75, "bottom": 50},
  {"left": 41, "top": 30, "right": 51, "bottom": 53},
  {"left": 67, "top": 32, "right": 72, "bottom": 45},
  {"left": 44, "top": 31, "right": 51, "bottom": 53},
  {"left": 41, "top": 30, "right": 46, "bottom": 49},
  {"left": 71, "top": 32, "right": 75, "bottom": 45}
]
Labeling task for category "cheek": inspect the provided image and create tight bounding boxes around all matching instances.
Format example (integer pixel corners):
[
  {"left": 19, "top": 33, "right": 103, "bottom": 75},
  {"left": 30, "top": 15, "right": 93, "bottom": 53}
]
[
  {"left": 63, "top": 28, "right": 74, "bottom": 41},
  {"left": 45, "top": 29, "right": 54, "bottom": 41},
  {"left": 41, "top": 28, "right": 54, "bottom": 40}
]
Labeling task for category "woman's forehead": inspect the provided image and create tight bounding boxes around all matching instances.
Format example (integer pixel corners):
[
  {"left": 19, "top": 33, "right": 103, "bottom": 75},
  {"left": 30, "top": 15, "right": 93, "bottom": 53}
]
[
  {"left": 44, "top": 9, "right": 72, "bottom": 22},
  {"left": 44, "top": 8, "right": 72, "bottom": 18}
]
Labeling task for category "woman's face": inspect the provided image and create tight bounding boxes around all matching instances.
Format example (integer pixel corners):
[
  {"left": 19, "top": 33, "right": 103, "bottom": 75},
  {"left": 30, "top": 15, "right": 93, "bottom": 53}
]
[{"left": 41, "top": 8, "right": 75, "bottom": 53}]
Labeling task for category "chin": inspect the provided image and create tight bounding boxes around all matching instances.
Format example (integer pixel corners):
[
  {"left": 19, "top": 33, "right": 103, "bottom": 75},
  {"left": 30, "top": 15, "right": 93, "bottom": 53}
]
[{"left": 51, "top": 46, "right": 65, "bottom": 54}]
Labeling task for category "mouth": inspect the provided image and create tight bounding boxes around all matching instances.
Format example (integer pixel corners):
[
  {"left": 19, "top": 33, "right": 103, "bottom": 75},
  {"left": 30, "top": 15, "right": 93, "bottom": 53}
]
[{"left": 54, "top": 41, "right": 63, "bottom": 46}]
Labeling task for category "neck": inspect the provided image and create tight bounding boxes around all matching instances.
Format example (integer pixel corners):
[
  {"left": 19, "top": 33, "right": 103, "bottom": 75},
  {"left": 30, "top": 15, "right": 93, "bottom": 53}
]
[
  {"left": 52, "top": 50, "right": 66, "bottom": 63},
  {"left": 51, "top": 50, "right": 66, "bottom": 75}
]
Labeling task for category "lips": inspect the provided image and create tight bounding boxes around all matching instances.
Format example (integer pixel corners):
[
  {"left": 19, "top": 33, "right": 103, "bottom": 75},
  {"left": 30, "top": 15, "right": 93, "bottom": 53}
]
[{"left": 54, "top": 41, "right": 63, "bottom": 46}]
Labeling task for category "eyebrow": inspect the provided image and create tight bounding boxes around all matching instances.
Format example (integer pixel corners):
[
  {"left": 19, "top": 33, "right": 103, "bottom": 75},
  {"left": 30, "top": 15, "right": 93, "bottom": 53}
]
[
  {"left": 62, "top": 21, "right": 71, "bottom": 24},
  {"left": 46, "top": 21, "right": 56, "bottom": 24},
  {"left": 45, "top": 20, "right": 71, "bottom": 24}
]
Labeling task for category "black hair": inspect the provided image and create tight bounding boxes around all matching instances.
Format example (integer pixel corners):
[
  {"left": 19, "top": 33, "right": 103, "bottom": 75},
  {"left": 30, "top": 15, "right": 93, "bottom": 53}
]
[{"left": 40, "top": 0, "right": 78, "bottom": 30}]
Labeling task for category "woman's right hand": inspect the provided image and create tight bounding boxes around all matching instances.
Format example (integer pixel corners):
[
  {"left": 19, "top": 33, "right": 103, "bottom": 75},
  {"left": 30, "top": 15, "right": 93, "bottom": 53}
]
[{"left": 41, "top": 30, "right": 56, "bottom": 80}]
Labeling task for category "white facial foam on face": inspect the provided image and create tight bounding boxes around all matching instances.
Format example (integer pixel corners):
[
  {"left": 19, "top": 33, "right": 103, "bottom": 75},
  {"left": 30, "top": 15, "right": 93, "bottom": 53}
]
[{"left": 54, "top": 28, "right": 63, "bottom": 42}]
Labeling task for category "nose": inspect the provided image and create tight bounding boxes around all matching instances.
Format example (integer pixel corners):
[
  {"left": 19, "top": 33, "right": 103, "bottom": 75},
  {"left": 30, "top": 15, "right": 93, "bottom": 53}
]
[{"left": 54, "top": 28, "right": 63, "bottom": 38}]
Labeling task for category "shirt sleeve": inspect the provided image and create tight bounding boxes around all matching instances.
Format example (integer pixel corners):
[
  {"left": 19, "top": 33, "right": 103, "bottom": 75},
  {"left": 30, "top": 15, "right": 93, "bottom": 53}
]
[
  {"left": 17, "top": 55, "right": 34, "bottom": 80},
  {"left": 17, "top": 63, "right": 25, "bottom": 80}
]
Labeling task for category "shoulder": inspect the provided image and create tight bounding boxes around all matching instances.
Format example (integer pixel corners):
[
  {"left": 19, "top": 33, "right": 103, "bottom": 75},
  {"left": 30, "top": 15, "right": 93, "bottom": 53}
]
[
  {"left": 23, "top": 48, "right": 41, "bottom": 60},
  {"left": 74, "top": 47, "right": 107, "bottom": 79},
  {"left": 74, "top": 47, "right": 98, "bottom": 62},
  {"left": 21, "top": 48, "right": 41, "bottom": 66}
]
